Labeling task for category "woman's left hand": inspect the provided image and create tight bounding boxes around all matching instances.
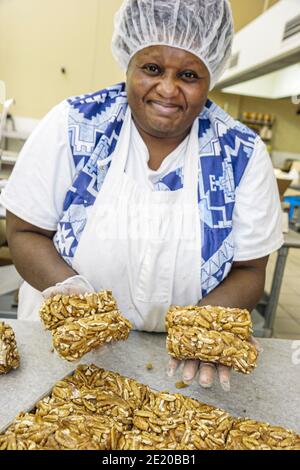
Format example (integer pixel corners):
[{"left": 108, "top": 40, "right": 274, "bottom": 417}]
[
  {"left": 167, "top": 336, "right": 262, "bottom": 392},
  {"left": 167, "top": 357, "right": 232, "bottom": 391}
]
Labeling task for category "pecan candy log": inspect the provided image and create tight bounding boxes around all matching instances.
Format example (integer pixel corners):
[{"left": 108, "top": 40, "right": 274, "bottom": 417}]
[
  {"left": 52, "top": 311, "right": 132, "bottom": 362},
  {"left": 225, "top": 419, "right": 300, "bottom": 450},
  {"left": 40, "top": 292, "right": 132, "bottom": 361},
  {"left": 40, "top": 291, "right": 118, "bottom": 331},
  {"left": 166, "top": 305, "right": 258, "bottom": 374},
  {"left": 1, "top": 364, "right": 300, "bottom": 451},
  {"left": 0, "top": 322, "right": 20, "bottom": 374},
  {"left": 118, "top": 391, "right": 234, "bottom": 450}
]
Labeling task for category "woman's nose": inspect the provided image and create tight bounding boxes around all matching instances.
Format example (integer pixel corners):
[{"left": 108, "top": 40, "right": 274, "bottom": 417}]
[{"left": 156, "top": 76, "right": 179, "bottom": 98}]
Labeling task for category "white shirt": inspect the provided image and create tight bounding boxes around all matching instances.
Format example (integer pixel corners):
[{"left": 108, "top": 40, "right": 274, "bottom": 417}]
[
  {"left": 0, "top": 101, "right": 283, "bottom": 262},
  {"left": 126, "top": 120, "right": 189, "bottom": 190}
]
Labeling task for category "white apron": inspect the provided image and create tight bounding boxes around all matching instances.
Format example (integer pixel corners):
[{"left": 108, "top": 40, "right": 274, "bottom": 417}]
[
  {"left": 18, "top": 282, "right": 44, "bottom": 321},
  {"left": 18, "top": 109, "right": 202, "bottom": 330}
]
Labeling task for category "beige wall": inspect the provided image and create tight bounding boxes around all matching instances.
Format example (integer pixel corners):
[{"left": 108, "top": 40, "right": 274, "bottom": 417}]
[
  {"left": 0, "top": 0, "right": 124, "bottom": 118},
  {"left": 92, "top": 0, "right": 125, "bottom": 92},
  {"left": 210, "top": 90, "right": 300, "bottom": 154},
  {"left": 1, "top": 0, "right": 299, "bottom": 154},
  {"left": 229, "top": 0, "right": 278, "bottom": 32},
  {"left": 209, "top": 90, "right": 242, "bottom": 120},
  {"left": 239, "top": 96, "right": 300, "bottom": 154},
  {"left": 0, "top": 0, "right": 280, "bottom": 119}
]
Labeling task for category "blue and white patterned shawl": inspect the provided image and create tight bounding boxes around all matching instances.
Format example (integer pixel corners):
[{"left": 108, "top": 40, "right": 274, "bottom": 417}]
[{"left": 53, "top": 83, "right": 257, "bottom": 298}]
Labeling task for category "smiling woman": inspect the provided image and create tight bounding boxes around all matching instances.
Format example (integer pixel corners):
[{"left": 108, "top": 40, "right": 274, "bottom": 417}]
[
  {"left": 0, "top": 0, "right": 283, "bottom": 391},
  {"left": 126, "top": 46, "right": 210, "bottom": 169}
]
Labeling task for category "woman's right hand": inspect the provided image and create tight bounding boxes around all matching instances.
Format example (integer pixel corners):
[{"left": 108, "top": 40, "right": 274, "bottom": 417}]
[
  {"left": 167, "top": 336, "right": 263, "bottom": 391},
  {"left": 42, "top": 275, "right": 94, "bottom": 298}
]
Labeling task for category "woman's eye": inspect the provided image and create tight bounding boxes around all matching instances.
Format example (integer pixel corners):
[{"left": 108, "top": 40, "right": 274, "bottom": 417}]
[
  {"left": 181, "top": 71, "right": 199, "bottom": 80},
  {"left": 143, "top": 64, "right": 160, "bottom": 74}
]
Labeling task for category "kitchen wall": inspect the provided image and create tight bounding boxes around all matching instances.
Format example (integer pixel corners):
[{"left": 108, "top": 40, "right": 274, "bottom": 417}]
[
  {"left": 0, "top": 0, "right": 124, "bottom": 118},
  {"left": 210, "top": 90, "right": 300, "bottom": 155},
  {"left": 0, "top": 0, "right": 281, "bottom": 119},
  {"left": 1, "top": 0, "right": 298, "bottom": 158},
  {"left": 230, "top": 0, "right": 279, "bottom": 32}
]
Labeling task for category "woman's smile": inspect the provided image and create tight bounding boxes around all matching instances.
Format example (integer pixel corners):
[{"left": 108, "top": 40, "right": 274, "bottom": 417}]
[
  {"left": 126, "top": 46, "right": 210, "bottom": 141},
  {"left": 147, "top": 100, "right": 182, "bottom": 117}
]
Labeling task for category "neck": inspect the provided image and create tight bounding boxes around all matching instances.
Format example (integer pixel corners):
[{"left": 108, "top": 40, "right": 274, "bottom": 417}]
[{"left": 134, "top": 122, "right": 190, "bottom": 171}]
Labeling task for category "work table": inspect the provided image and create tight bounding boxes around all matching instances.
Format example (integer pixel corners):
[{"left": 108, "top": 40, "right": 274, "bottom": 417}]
[{"left": 1, "top": 320, "right": 299, "bottom": 434}]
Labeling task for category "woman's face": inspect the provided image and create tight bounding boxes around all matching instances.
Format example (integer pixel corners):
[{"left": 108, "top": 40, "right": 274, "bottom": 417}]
[{"left": 126, "top": 45, "right": 210, "bottom": 140}]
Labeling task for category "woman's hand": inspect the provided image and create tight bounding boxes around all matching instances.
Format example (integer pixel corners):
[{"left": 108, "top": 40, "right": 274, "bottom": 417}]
[
  {"left": 167, "top": 337, "right": 262, "bottom": 391},
  {"left": 167, "top": 357, "right": 231, "bottom": 391},
  {"left": 42, "top": 275, "right": 94, "bottom": 298}
]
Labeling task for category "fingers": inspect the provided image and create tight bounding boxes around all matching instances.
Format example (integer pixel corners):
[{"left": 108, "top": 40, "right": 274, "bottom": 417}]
[
  {"left": 250, "top": 336, "right": 264, "bottom": 353},
  {"left": 217, "top": 364, "right": 231, "bottom": 392},
  {"left": 167, "top": 357, "right": 181, "bottom": 377},
  {"left": 182, "top": 360, "right": 199, "bottom": 384},
  {"left": 42, "top": 279, "right": 95, "bottom": 299},
  {"left": 42, "top": 286, "right": 60, "bottom": 299},
  {"left": 167, "top": 359, "right": 232, "bottom": 393},
  {"left": 42, "top": 285, "right": 85, "bottom": 298},
  {"left": 199, "top": 362, "right": 216, "bottom": 388},
  {"left": 167, "top": 358, "right": 200, "bottom": 382},
  {"left": 67, "top": 287, "right": 89, "bottom": 295}
]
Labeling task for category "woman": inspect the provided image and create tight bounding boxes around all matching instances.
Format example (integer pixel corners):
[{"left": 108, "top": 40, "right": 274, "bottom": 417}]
[{"left": 1, "top": 0, "right": 283, "bottom": 390}]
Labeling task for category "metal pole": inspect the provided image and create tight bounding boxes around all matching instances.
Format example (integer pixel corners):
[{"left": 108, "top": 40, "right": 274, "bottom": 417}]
[{"left": 264, "top": 246, "right": 289, "bottom": 337}]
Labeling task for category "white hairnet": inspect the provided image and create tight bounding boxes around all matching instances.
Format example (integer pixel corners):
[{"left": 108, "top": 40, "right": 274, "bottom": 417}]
[{"left": 111, "top": 0, "right": 234, "bottom": 90}]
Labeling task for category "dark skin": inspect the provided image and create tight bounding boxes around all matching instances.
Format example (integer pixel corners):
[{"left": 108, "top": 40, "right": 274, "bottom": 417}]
[
  {"left": 6, "top": 213, "right": 76, "bottom": 291},
  {"left": 126, "top": 46, "right": 210, "bottom": 170},
  {"left": 7, "top": 45, "right": 266, "bottom": 390}
]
